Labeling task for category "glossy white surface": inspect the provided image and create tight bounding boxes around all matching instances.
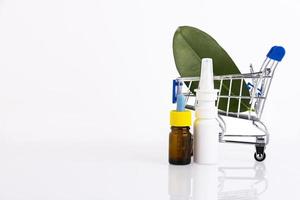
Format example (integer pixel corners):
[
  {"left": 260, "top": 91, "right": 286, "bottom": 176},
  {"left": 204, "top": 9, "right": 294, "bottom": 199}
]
[{"left": 0, "top": 138, "right": 299, "bottom": 199}]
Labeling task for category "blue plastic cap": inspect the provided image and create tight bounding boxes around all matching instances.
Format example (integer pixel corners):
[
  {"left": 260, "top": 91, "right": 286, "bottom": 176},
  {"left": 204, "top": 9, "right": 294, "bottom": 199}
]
[
  {"left": 176, "top": 94, "right": 186, "bottom": 111},
  {"left": 267, "top": 46, "right": 285, "bottom": 62}
]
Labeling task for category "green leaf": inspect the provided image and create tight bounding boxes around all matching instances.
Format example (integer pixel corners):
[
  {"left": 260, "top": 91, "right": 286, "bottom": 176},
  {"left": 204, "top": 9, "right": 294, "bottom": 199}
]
[{"left": 173, "top": 26, "right": 250, "bottom": 112}]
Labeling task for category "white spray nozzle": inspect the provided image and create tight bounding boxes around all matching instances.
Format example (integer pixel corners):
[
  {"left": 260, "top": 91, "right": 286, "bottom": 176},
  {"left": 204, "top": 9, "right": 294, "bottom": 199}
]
[
  {"left": 198, "top": 58, "right": 214, "bottom": 91},
  {"left": 195, "top": 58, "right": 218, "bottom": 117}
]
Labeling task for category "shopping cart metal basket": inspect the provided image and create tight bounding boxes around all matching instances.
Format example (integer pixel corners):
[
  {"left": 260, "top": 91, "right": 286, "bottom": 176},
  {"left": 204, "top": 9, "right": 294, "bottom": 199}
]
[{"left": 172, "top": 46, "right": 285, "bottom": 161}]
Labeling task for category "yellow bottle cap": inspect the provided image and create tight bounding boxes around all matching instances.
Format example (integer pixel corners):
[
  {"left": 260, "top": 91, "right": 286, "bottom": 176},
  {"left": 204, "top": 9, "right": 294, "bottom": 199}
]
[{"left": 170, "top": 110, "right": 192, "bottom": 127}]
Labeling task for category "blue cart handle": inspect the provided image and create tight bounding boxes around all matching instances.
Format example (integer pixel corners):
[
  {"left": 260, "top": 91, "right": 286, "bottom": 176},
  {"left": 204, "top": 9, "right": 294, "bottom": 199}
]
[
  {"left": 267, "top": 46, "right": 285, "bottom": 62},
  {"left": 172, "top": 79, "right": 184, "bottom": 103},
  {"left": 172, "top": 79, "right": 178, "bottom": 103}
]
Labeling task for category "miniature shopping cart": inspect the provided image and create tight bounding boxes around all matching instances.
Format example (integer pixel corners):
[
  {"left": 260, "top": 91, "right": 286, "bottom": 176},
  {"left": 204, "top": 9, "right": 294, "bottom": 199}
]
[{"left": 172, "top": 46, "right": 285, "bottom": 161}]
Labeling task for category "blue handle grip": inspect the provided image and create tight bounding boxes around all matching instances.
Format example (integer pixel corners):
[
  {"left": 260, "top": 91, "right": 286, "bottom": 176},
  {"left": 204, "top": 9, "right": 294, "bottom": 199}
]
[
  {"left": 172, "top": 79, "right": 178, "bottom": 103},
  {"left": 267, "top": 46, "right": 285, "bottom": 61}
]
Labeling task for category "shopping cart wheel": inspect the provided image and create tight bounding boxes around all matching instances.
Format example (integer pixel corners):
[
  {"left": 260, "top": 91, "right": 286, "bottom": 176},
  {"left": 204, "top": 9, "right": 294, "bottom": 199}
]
[
  {"left": 254, "top": 152, "right": 266, "bottom": 162},
  {"left": 254, "top": 138, "right": 266, "bottom": 162}
]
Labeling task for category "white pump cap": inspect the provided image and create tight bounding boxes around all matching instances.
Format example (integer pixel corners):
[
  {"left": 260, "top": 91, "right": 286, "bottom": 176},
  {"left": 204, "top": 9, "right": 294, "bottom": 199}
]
[
  {"left": 199, "top": 58, "right": 214, "bottom": 91},
  {"left": 195, "top": 58, "right": 218, "bottom": 118}
]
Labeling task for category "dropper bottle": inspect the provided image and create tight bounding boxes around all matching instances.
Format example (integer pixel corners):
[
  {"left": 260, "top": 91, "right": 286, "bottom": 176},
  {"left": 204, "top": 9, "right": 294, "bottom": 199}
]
[{"left": 169, "top": 83, "right": 192, "bottom": 165}]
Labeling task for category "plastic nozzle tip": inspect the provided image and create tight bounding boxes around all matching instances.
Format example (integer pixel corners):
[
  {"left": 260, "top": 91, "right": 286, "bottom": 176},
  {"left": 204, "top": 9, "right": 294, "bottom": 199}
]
[
  {"left": 176, "top": 94, "right": 186, "bottom": 111},
  {"left": 199, "top": 58, "right": 214, "bottom": 91}
]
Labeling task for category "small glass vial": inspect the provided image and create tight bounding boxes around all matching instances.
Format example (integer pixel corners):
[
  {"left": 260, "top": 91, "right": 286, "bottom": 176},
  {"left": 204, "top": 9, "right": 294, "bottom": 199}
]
[{"left": 169, "top": 110, "right": 192, "bottom": 165}]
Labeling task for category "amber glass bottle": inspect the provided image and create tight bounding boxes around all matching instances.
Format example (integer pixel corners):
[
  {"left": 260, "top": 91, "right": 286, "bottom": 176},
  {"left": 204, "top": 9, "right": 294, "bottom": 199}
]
[{"left": 169, "top": 110, "right": 192, "bottom": 165}]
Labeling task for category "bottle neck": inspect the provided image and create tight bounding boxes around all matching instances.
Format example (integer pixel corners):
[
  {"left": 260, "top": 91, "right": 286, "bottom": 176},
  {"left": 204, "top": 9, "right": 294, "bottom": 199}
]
[{"left": 171, "top": 126, "right": 190, "bottom": 131}]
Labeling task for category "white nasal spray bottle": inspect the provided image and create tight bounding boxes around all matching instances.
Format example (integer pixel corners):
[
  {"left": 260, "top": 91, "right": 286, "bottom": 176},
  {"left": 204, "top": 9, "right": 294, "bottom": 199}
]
[{"left": 193, "top": 58, "right": 219, "bottom": 164}]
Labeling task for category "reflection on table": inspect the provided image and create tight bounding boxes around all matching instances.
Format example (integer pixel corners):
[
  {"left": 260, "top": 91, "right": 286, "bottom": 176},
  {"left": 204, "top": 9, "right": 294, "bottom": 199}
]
[{"left": 168, "top": 162, "right": 267, "bottom": 200}]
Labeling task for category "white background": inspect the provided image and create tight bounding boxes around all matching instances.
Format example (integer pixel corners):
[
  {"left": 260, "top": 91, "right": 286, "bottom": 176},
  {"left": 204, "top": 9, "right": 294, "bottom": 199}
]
[{"left": 0, "top": 0, "right": 299, "bottom": 199}]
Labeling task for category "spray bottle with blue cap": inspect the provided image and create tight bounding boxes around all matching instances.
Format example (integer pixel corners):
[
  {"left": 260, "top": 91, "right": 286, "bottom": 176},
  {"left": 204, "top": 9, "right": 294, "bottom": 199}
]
[{"left": 169, "top": 81, "right": 192, "bottom": 165}]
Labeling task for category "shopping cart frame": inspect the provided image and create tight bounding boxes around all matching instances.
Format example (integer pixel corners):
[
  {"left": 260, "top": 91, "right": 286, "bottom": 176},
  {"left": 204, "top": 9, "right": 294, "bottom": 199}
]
[{"left": 172, "top": 46, "right": 285, "bottom": 161}]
